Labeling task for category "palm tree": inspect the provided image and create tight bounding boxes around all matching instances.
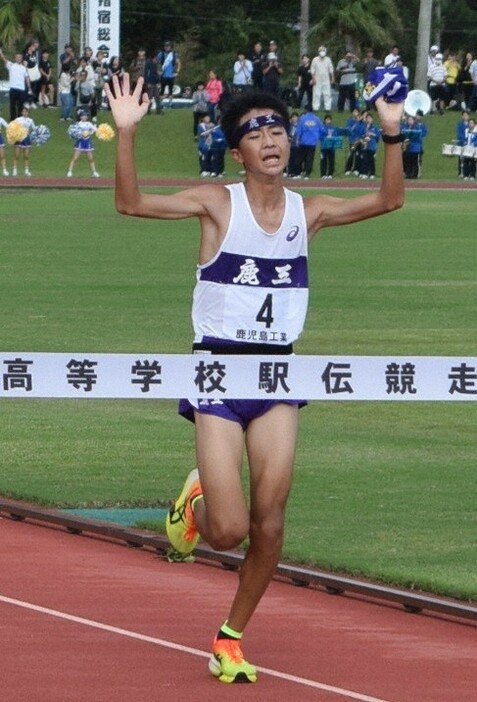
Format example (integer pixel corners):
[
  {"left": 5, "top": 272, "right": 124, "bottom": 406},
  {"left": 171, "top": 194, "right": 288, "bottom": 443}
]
[
  {"left": 0, "top": 0, "right": 57, "bottom": 50},
  {"left": 309, "top": 0, "right": 403, "bottom": 56}
]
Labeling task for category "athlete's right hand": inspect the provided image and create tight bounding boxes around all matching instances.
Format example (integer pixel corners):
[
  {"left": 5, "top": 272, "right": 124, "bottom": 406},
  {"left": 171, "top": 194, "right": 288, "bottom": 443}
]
[{"left": 104, "top": 73, "right": 150, "bottom": 129}]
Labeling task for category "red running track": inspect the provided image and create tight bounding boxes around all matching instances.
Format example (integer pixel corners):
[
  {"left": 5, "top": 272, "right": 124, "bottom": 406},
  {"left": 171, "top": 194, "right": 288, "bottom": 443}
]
[{"left": 1, "top": 516, "right": 475, "bottom": 702}]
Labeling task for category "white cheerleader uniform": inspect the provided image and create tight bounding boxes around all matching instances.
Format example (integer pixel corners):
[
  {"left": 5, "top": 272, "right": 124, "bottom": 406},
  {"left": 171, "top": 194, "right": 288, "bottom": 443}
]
[
  {"left": 15, "top": 116, "right": 35, "bottom": 148},
  {"left": 179, "top": 182, "right": 309, "bottom": 428},
  {"left": 74, "top": 122, "right": 97, "bottom": 152}
]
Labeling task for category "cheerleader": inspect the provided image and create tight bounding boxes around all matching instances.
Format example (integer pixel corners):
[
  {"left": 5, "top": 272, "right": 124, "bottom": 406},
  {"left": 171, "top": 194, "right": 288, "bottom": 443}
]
[
  {"left": 12, "top": 105, "right": 35, "bottom": 177},
  {"left": 462, "top": 118, "right": 477, "bottom": 180},
  {"left": 0, "top": 116, "right": 9, "bottom": 175},
  {"left": 67, "top": 110, "right": 100, "bottom": 177}
]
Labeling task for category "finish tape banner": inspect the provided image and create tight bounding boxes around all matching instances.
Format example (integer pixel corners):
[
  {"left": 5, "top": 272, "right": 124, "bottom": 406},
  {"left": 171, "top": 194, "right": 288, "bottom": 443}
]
[{"left": 1, "top": 353, "right": 476, "bottom": 401}]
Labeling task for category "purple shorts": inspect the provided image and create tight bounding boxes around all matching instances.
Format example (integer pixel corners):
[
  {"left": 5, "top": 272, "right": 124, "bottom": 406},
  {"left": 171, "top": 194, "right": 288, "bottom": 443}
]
[{"left": 178, "top": 337, "right": 306, "bottom": 430}]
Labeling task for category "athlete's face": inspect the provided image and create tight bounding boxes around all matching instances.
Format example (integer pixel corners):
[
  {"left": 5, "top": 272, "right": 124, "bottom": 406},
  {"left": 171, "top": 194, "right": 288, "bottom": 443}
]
[{"left": 232, "top": 108, "right": 290, "bottom": 176}]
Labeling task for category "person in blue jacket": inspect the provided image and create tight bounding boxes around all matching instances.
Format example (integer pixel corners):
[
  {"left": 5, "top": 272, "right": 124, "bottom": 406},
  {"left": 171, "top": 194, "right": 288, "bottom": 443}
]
[
  {"left": 401, "top": 114, "right": 424, "bottom": 179},
  {"left": 358, "top": 112, "right": 380, "bottom": 179},
  {"left": 295, "top": 107, "right": 324, "bottom": 178},
  {"left": 319, "top": 114, "right": 342, "bottom": 178}
]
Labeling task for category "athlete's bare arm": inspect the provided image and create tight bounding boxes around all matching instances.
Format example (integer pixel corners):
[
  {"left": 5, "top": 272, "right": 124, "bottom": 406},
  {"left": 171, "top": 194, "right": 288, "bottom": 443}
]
[
  {"left": 305, "top": 98, "right": 404, "bottom": 239},
  {"left": 105, "top": 73, "right": 231, "bottom": 262}
]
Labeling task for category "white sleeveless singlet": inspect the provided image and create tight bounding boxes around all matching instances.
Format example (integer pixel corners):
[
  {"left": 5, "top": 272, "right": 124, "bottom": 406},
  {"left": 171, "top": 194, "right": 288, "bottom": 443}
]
[{"left": 192, "top": 182, "right": 309, "bottom": 346}]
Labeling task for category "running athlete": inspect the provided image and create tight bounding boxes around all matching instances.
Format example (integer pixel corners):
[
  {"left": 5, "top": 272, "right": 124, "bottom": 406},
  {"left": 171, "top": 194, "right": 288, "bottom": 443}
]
[{"left": 105, "top": 74, "right": 405, "bottom": 685}]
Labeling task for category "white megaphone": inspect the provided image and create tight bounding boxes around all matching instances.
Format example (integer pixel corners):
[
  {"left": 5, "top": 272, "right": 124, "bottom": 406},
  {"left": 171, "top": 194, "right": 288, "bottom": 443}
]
[{"left": 404, "top": 89, "right": 432, "bottom": 116}]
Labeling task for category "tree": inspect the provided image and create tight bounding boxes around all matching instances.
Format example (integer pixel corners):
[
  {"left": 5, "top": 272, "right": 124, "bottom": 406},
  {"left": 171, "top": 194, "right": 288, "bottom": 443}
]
[
  {"left": 415, "top": 0, "right": 433, "bottom": 91},
  {"left": 308, "top": 0, "right": 403, "bottom": 57},
  {"left": 0, "top": 0, "right": 57, "bottom": 50}
]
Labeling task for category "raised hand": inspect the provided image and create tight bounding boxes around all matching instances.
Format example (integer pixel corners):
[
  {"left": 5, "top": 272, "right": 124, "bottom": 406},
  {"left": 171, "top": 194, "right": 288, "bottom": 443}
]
[
  {"left": 104, "top": 73, "right": 150, "bottom": 130},
  {"left": 375, "top": 97, "right": 404, "bottom": 134}
]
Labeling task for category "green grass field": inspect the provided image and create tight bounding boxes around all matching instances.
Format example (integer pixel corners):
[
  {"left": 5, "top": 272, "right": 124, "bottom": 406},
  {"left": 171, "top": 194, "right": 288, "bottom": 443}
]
[{"left": 0, "top": 133, "right": 476, "bottom": 600}]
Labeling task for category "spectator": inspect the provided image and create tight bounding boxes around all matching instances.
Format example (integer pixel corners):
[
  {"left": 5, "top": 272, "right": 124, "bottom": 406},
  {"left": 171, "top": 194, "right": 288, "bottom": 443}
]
[
  {"left": 360, "top": 48, "right": 380, "bottom": 83},
  {"left": 197, "top": 113, "right": 215, "bottom": 176},
  {"left": 427, "top": 45, "right": 440, "bottom": 72},
  {"left": 76, "top": 69, "right": 96, "bottom": 119},
  {"left": 336, "top": 50, "right": 359, "bottom": 112},
  {"left": 469, "top": 54, "right": 477, "bottom": 111},
  {"left": 157, "top": 40, "right": 181, "bottom": 103},
  {"left": 129, "top": 48, "right": 147, "bottom": 92},
  {"left": 461, "top": 117, "right": 477, "bottom": 180},
  {"left": 286, "top": 112, "right": 301, "bottom": 177},
  {"left": 22, "top": 39, "right": 41, "bottom": 106},
  {"left": 357, "top": 112, "right": 380, "bottom": 179},
  {"left": 262, "top": 40, "right": 283, "bottom": 97},
  {"left": 343, "top": 107, "right": 363, "bottom": 175},
  {"left": 310, "top": 46, "right": 334, "bottom": 112},
  {"left": 456, "top": 109, "right": 470, "bottom": 177},
  {"left": 384, "top": 45, "right": 400, "bottom": 68},
  {"left": 458, "top": 52, "right": 474, "bottom": 110},
  {"left": 39, "top": 49, "right": 54, "bottom": 107},
  {"left": 92, "top": 51, "right": 108, "bottom": 111},
  {"left": 210, "top": 117, "right": 227, "bottom": 177},
  {"left": 444, "top": 52, "right": 460, "bottom": 109},
  {"left": 427, "top": 53, "right": 447, "bottom": 114},
  {"left": 105, "top": 56, "right": 124, "bottom": 105},
  {"left": 60, "top": 44, "right": 77, "bottom": 73},
  {"left": 296, "top": 54, "right": 313, "bottom": 111},
  {"left": 319, "top": 114, "right": 341, "bottom": 179},
  {"left": 205, "top": 70, "right": 223, "bottom": 121},
  {"left": 232, "top": 51, "right": 254, "bottom": 93},
  {"left": 248, "top": 41, "right": 266, "bottom": 90},
  {"left": 58, "top": 68, "right": 75, "bottom": 121},
  {"left": 0, "top": 48, "right": 30, "bottom": 120},
  {"left": 296, "top": 107, "right": 324, "bottom": 178},
  {"left": 401, "top": 115, "right": 424, "bottom": 179},
  {"left": 191, "top": 80, "right": 209, "bottom": 137}
]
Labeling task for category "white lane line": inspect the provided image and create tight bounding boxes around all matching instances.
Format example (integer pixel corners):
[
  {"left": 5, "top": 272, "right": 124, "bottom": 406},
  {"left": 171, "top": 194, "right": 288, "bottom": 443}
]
[{"left": 0, "top": 594, "right": 395, "bottom": 702}]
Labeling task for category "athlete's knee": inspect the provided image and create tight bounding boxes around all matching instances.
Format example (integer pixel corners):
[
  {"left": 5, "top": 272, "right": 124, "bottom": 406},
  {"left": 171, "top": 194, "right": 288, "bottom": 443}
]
[
  {"left": 206, "top": 516, "right": 249, "bottom": 551},
  {"left": 250, "top": 510, "right": 286, "bottom": 548}
]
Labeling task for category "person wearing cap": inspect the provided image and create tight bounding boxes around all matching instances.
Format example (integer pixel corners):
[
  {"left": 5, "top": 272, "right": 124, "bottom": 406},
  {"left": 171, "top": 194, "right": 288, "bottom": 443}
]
[
  {"left": 105, "top": 71, "right": 405, "bottom": 686},
  {"left": 335, "top": 49, "right": 359, "bottom": 112},
  {"left": 310, "top": 45, "right": 334, "bottom": 111},
  {"left": 261, "top": 40, "right": 283, "bottom": 97},
  {"left": 427, "top": 52, "right": 447, "bottom": 114},
  {"left": 428, "top": 45, "right": 440, "bottom": 71},
  {"left": 157, "top": 40, "right": 181, "bottom": 104}
]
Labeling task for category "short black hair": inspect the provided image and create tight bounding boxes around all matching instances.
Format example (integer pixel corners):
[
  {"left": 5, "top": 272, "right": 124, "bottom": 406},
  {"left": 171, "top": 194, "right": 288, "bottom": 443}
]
[{"left": 221, "top": 91, "right": 290, "bottom": 148}]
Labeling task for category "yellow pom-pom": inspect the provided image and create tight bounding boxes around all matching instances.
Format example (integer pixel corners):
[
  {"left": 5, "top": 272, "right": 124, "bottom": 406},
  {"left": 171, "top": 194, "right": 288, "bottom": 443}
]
[
  {"left": 95, "top": 123, "right": 115, "bottom": 141},
  {"left": 6, "top": 121, "right": 28, "bottom": 145}
]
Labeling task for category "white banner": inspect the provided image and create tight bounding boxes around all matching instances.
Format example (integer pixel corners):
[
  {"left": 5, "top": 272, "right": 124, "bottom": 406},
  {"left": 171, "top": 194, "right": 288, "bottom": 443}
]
[
  {"left": 0, "top": 353, "right": 476, "bottom": 401},
  {"left": 84, "top": 0, "right": 120, "bottom": 60}
]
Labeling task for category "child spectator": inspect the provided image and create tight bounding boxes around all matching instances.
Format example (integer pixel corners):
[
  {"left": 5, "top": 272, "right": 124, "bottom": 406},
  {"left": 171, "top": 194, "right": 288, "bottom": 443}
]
[
  {"left": 197, "top": 113, "right": 215, "bottom": 176},
  {"left": 286, "top": 112, "right": 301, "bottom": 177},
  {"left": 296, "top": 107, "right": 324, "bottom": 179},
  {"left": 0, "top": 115, "right": 9, "bottom": 175},
  {"left": 66, "top": 110, "right": 100, "bottom": 178},
  {"left": 191, "top": 81, "right": 209, "bottom": 138},
  {"left": 210, "top": 118, "right": 227, "bottom": 177},
  {"left": 461, "top": 118, "right": 477, "bottom": 180},
  {"left": 320, "top": 113, "right": 341, "bottom": 179},
  {"left": 358, "top": 112, "right": 380, "bottom": 179},
  {"left": 344, "top": 108, "right": 362, "bottom": 175},
  {"left": 401, "top": 115, "right": 423, "bottom": 179},
  {"left": 456, "top": 110, "right": 470, "bottom": 178},
  {"left": 12, "top": 105, "right": 35, "bottom": 177}
]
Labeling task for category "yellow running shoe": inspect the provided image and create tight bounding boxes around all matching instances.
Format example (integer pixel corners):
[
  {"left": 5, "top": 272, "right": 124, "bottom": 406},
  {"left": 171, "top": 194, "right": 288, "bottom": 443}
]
[
  {"left": 208, "top": 637, "right": 257, "bottom": 684},
  {"left": 166, "top": 468, "right": 202, "bottom": 556}
]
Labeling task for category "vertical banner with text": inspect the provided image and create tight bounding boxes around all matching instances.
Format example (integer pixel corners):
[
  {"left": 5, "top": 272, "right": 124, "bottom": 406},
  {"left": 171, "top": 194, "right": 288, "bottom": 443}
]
[{"left": 83, "top": 0, "right": 120, "bottom": 59}]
